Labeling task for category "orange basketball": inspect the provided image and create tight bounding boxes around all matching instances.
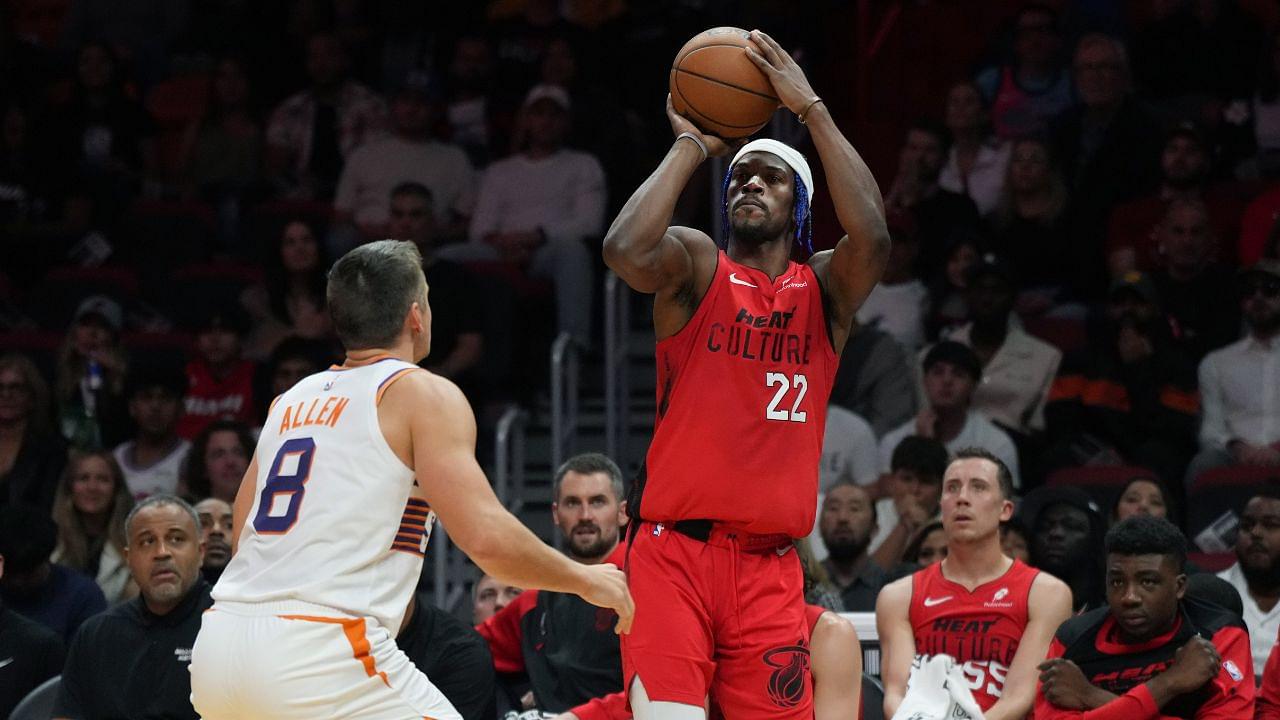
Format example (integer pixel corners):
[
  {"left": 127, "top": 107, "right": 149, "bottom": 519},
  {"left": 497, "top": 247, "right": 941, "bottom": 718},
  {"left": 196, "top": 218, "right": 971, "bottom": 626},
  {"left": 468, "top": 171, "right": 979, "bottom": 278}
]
[{"left": 669, "top": 27, "right": 779, "bottom": 139}]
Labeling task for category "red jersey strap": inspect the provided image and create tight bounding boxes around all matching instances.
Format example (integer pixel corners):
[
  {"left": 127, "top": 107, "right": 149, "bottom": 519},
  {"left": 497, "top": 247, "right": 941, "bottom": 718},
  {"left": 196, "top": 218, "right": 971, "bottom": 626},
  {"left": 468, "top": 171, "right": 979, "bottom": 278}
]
[
  {"left": 805, "top": 604, "right": 826, "bottom": 634},
  {"left": 474, "top": 589, "right": 539, "bottom": 674}
]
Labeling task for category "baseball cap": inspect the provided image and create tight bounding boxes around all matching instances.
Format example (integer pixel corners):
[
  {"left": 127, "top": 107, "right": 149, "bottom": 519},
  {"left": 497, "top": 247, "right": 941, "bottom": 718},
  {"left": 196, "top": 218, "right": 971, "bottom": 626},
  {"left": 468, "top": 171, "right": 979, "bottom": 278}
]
[
  {"left": 1241, "top": 258, "right": 1280, "bottom": 282},
  {"left": 922, "top": 340, "right": 982, "bottom": 381},
  {"left": 73, "top": 294, "right": 123, "bottom": 332},
  {"left": 966, "top": 252, "right": 1016, "bottom": 286},
  {"left": 522, "top": 83, "right": 571, "bottom": 111},
  {"left": 1109, "top": 270, "right": 1160, "bottom": 306}
]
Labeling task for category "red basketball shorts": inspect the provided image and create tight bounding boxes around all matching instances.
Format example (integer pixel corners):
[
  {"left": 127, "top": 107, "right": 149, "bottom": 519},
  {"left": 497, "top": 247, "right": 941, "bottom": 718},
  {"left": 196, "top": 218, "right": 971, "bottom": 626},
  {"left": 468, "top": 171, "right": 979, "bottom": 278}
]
[{"left": 620, "top": 521, "right": 812, "bottom": 718}]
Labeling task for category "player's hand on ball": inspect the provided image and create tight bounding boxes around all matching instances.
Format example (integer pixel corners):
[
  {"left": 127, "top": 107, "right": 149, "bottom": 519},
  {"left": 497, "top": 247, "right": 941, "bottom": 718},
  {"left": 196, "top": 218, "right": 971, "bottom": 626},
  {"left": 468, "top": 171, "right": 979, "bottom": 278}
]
[
  {"left": 743, "top": 30, "right": 818, "bottom": 116},
  {"left": 580, "top": 562, "right": 635, "bottom": 634},
  {"left": 666, "top": 94, "right": 738, "bottom": 158}
]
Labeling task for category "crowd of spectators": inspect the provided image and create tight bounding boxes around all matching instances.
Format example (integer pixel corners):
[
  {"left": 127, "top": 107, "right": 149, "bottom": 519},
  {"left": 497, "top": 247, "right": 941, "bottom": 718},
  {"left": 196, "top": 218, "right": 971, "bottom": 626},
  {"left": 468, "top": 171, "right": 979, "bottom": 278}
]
[{"left": 2, "top": 0, "right": 1280, "bottom": 718}]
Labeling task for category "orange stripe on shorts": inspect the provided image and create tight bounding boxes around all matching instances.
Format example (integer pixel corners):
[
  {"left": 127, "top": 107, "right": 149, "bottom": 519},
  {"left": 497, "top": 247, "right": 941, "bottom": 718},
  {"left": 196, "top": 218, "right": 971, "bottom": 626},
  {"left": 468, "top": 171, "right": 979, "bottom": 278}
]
[{"left": 279, "top": 614, "right": 390, "bottom": 687}]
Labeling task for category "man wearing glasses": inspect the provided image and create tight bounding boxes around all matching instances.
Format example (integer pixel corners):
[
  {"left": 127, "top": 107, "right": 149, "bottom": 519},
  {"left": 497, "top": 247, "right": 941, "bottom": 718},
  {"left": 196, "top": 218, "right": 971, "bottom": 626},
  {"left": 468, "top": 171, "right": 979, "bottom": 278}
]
[{"left": 1187, "top": 258, "right": 1280, "bottom": 486}]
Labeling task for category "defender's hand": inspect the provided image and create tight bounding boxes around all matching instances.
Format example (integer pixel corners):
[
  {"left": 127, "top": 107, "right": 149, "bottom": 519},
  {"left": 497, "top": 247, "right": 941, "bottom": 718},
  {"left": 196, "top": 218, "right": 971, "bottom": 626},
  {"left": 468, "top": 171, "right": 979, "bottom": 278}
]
[
  {"left": 666, "top": 94, "right": 739, "bottom": 157},
  {"left": 743, "top": 30, "right": 818, "bottom": 116},
  {"left": 578, "top": 563, "right": 635, "bottom": 634}
]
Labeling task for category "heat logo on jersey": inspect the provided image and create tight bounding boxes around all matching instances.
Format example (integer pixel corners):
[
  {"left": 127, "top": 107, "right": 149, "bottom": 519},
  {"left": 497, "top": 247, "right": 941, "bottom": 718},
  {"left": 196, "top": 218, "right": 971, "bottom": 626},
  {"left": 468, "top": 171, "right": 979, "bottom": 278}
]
[
  {"left": 763, "top": 640, "right": 811, "bottom": 709},
  {"left": 391, "top": 497, "right": 434, "bottom": 557}
]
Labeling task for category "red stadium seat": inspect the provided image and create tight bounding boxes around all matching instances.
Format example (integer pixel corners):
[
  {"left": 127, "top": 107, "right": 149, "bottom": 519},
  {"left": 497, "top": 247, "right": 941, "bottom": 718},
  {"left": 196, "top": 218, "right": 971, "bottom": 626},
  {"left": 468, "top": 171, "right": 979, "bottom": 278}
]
[
  {"left": 1044, "top": 465, "right": 1158, "bottom": 513},
  {"left": 1023, "top": 315, "right": 1088, "bottom": 354},
  {"left": 1187, "top": 465, "right": 1280, "bottom": 541},
  {"left": 1187, "top": 552, "right": 1236, "bottom": 573}
]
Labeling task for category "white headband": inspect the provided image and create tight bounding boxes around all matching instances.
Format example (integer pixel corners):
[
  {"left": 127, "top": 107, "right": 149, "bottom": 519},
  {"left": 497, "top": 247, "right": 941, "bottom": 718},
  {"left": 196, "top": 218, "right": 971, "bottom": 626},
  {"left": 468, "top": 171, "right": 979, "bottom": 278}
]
[{"left": 728, "top": 139, "right": 815, "bottom": 207}]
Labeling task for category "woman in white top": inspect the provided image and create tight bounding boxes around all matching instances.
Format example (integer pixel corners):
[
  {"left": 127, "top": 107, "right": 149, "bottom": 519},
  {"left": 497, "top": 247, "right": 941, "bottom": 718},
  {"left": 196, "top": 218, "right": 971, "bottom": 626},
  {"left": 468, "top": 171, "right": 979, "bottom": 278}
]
[
  {"left": 939, "top": 81, "right": 1011, "bottom": 217},
  {"left": 51, "top": 451, "right": 137, "bottom": 604}
]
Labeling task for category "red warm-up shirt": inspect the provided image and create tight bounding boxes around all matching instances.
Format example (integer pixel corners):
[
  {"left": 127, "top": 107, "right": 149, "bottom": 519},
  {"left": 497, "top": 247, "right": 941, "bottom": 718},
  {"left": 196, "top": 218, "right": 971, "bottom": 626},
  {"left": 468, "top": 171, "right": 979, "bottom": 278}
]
[
  {"left": 641, "top": 251, "right": 838, "bottom": 538},
  {"left": 1257, "top": 627, "right": 1280, "bottom": 720},
  {"left": 1033, "top": 598, "right": 1255, "bottom": 720}
]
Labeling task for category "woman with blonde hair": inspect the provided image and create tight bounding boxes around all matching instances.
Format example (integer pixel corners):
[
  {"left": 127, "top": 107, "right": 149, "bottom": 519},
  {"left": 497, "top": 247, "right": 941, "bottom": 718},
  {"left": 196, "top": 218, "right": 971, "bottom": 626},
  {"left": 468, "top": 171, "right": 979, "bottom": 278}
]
[
  {"left": 52, "top": 451, "right": 136, "bottom": 603},
  {"left": 0, "top": 352, "right": 67, "bottom": 512}
]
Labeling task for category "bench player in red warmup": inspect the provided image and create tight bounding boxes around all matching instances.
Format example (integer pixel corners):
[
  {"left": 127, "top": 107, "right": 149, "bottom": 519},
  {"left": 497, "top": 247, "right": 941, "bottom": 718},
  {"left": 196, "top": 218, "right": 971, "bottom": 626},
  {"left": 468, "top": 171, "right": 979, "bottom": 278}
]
[
  {"left": 603, "top": 29, "right": 889, "bottom": 720},
  {"left": 877, "top": 449, "right": 1072, "bottom": 719}
]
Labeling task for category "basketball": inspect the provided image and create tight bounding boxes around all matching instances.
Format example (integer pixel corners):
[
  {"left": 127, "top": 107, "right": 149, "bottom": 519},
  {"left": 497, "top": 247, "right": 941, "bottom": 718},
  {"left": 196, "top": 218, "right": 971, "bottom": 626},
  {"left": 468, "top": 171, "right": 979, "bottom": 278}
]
[{"left": 669, "top": 27, "right": 779, "bottom": 139}]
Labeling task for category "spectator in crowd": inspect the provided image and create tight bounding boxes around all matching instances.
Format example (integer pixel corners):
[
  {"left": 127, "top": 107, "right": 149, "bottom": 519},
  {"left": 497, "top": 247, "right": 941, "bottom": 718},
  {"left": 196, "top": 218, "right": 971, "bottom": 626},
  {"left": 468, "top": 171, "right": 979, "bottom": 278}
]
[
  {"left": 942, "top": 254, "right": 1062, "bottom": 440},
  {"left": 0, "top": 504, "right": 106, "bottom": 642},
  {"left": 1025, "top": 486, "right": 1108, "bottom": 612},
  {"left": 258, "top": 336, "right": 330, "bottom": 417},
  {"left": 1045, "top": 271, "right": 1199, "bottom": 485},
  {"left": 181, "top": 54, "right": 262, "bottom": 247},
  {"left": 39, "top": 40, "right": 157, "bottom": 226},
  {"left": 1130, "top": 0, "right": 1261, "bottom": 113},
  {"left": 473, "top": 572, "right": 522, "bottom": 625},
  {"left": 266, "top": 31, "right": 387, "bottom": 200},
  {"left": 56, "top": 295, "right": 129, "bottom": 451},
  {"left": 193, "top": 497, "right": 231, "bottom": 585},
  {"left": 1108, "top": 123, "right": 1244, "bottom": 277},
  {"left": 0, "top": 353, "right": 67, "bottom": 513},
  {"left": 60, "top": 0, "right": 187, "bottom": 89},
  {"left": 975, "top": 3, "right": 1073, "bottom": 140},
  {"left": 883, "top": 120, "right": 981, "bottom": 278},
  {"left": 1110, "top": 476, "right": 1175, "bottom": 527},
  {"left": 443, "top": 34, "right": 504, "bottom": 167},
  {"left": 52, "top": 495, "right": 211, "bottom": 720},
  {"left": 1054, "top": 33, "right": 1162, "bottom": 298},
  {"left": 0, "top": 546, "right": 65, "bottom": 720},
  {"left": 868, "top": 436, "right": 948, "bottom": 567},
  {"left": 820, "top": 405, "right": 878, "bottom": 492},
  {"left": 817, "top": 481, "right": 884, "bottom": 612},
  {"left": 796, "top": 537, "right": 844, "bottom": 610},
  {"left": 1216, "top": 488, "right": 1280, "bottom": 678},
  {"left": 335, "top": 72, "right": 476, "bottom": 244},
  {"left": 446, "top": 83, "right": 605, "bottom": 344},
  {"left": 1189, "top": 259, "right": 1280, "bottom": 484},
  {"left": 240, "top": 219, "right": 332, "bottom": 360},
  {"left": 1000, "top": 517, "right": 1030, "bottom": 562},
  {"left": 926, "top": 235, "right": 980, "bottom": 340},
  {"left": 51, "top": 451, "right": 136, "bottom": 604},
  {"left": 1249, "top": 27, "right": 1280, "bottom": 179},
  {"left": 938, "top": 80, "right": 1010, "bottom": 217},
  {"left": 855, "top": 211, "right": 929, "bottom": 353},
  {"left": 829, "top": 323, "right": 916, "bottom": 437},
  {"left": 177, "top": 308, "right": 257, "bottom": 439},
  {"left": 1035, "top": 515, "right": 1255, "bottom": 719},
  {"left": 1150, "top": 198, "right": 1241, "bottom": 363},
  {"left": 113, "top": 362, "right": 189, "bottom": 499},
  {"left": 902, "top": 520, "right": 947, "bottom": 567},
  {"left": 386, "top": 182, "right": 485, "bottom": 385},
  {"left": 988, "top": 138, "right": 1077, "bottom": 315},
  {"left": 181, "top": 419, "right": 253, "bottom": 504},
  {"left": 476, "top": 453, "right": 627, "bottom": 717},
  {"left": 396, "top": 593, "right": 497, "bottom": 720},
  {"left": 882, "top": 341, "right": 1021, "bottom": 486}
]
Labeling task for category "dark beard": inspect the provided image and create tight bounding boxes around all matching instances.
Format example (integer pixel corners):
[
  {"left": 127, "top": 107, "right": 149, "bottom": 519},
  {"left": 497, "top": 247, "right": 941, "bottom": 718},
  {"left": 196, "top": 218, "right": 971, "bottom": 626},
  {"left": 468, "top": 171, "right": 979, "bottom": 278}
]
[
  {"left": 1241, "top": 554, "right": 1280, "bottom": 590},
  {"left": 1247, "top": 309, "right": 1280, "bottom": 337},
  {"left": 731, "top": 216, "right": 777, "bottom": 246},
  {"left": 567, "top": 530, "right": 617, "bottom": 562},
  {"left": 825, "top": 534, "right": 870, "bottom": 563}
]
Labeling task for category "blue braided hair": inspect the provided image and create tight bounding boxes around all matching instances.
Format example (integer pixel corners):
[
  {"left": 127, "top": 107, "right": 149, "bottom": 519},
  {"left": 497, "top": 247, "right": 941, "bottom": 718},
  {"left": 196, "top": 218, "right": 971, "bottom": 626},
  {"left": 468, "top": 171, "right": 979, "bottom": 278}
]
[{"left": 721, "top": 166, "right": 814, "bottom": 255}]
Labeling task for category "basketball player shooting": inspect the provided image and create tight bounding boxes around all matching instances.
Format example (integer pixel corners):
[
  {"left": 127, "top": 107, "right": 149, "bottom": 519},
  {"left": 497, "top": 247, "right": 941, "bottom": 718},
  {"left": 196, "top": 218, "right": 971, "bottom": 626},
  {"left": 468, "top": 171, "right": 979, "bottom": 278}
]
[
  {"left": 603, "top": 29, "right": 889, "bottom": 720},
  {"left": 876, "top": 450, "right": 1072, "bottom": 720},
  {"left": 189, "top": 240, "right": 633, "bottom": 720}
]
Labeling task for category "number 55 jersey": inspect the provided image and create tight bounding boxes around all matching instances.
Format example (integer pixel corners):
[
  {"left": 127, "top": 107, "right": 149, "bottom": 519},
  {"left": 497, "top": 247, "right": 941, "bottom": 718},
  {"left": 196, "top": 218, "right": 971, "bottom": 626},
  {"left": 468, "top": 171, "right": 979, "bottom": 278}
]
[
  {"left": 642, "top": 250, "right": 837, "bottom": 538},
  {"left": 212, "top": 358, "right": 432, "bottom": 633}
]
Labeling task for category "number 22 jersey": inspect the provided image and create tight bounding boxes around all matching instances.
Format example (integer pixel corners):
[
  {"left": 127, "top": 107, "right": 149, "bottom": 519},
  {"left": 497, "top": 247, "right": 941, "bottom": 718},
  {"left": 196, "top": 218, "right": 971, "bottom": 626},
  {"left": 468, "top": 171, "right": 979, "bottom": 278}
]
[
  {"left": 643, "top": 250, "right": 837, "bottom": 538},
  {"left": 212, "top": 358, "right": 433, "bottom": 632}
]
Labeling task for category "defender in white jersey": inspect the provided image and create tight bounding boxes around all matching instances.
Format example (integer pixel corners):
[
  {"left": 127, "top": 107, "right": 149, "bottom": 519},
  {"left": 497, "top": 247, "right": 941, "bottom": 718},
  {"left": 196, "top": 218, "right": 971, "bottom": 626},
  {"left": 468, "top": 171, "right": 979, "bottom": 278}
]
[{"left": 190, "top": 240, "right": 633, "bottom": 720}]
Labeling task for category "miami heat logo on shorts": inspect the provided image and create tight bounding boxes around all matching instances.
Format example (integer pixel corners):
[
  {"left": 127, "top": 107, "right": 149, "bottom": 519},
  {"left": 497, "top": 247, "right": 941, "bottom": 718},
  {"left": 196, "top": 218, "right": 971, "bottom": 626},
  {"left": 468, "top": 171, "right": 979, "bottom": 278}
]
[{"left": 763, "top": 640, "right": 810, "bottom": 708}]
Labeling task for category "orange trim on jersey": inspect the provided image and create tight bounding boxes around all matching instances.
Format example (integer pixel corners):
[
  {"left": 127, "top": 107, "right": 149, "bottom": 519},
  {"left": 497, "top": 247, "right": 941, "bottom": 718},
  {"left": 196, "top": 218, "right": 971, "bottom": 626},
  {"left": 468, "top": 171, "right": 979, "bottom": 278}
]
[
  {"left": 375, "top": 367, "right": 421, "bottom": 405},
  {"left": 279, "top": 615, "right": 391, "bottom": 687},
  {"left": 268, "top": 394, "right": 283, "bottom": 415}
]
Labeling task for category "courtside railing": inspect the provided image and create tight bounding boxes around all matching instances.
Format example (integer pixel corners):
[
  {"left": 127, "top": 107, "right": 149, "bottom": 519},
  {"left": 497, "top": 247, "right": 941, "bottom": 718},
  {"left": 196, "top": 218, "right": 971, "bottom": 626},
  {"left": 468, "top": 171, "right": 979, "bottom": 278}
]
[
  {"left": 549, "top": 331, "right": 579, "bottom": 477},
  {"left": 493, "top": 404, "right": 528, "bottom": 514}
]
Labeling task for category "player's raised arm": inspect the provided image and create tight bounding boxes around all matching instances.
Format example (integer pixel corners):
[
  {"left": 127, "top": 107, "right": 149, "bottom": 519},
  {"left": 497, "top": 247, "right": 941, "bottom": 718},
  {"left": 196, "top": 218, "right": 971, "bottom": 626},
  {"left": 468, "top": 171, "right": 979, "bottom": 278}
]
[
  {"left": 875, "top": 575, "right": 916, "bottom": 718},
  {"left": 602, "top": 97, "right": 728, "bottom": 301},
  {"left": 390, "top": 370, "right": 634, "bottom": 632},
  {"left": 745, "top": 30, "right": 890, "bottom": 350},
  {"left": 984, "top": 572, "right": 1073, "bottom": 720}
]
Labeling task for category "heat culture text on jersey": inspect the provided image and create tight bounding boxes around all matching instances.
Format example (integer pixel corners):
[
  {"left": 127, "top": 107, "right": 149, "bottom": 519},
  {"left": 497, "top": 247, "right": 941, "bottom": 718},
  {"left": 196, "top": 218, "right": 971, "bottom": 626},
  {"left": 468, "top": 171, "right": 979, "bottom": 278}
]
[{"left": 705, "top": 307, "right": 816, "bottom": 365}]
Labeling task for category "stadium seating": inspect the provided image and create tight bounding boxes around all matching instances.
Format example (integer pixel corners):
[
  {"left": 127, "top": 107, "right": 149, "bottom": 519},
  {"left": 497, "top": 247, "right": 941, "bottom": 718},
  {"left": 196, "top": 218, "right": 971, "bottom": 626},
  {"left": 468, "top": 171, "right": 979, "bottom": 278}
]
[
  {"left": 10, "top": 675, "right": 60, "bottom": 720},
  {"left": 1044, "top": 465, "right": 1158, "bottom": 514},
  {"left": 1187, "top": 465, "right": 1280, "bottom": 544}
]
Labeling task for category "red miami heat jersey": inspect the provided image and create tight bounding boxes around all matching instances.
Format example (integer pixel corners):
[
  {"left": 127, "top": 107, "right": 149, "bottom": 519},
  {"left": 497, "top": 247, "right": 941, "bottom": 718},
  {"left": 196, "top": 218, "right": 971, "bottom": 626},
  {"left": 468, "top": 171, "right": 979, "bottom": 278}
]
[
  {"left": 908, "top": 559, "right": 1040, "bottom": 711},
  {"left": 643, "top": 250, "right": 838, "bottom": 538}
]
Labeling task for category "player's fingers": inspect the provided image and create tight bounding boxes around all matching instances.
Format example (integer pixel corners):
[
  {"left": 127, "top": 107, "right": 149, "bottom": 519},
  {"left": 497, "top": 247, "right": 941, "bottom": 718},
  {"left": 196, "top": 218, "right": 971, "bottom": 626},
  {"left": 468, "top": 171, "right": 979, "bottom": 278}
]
[
  {"left": 743, "top": 47, "right": 777, "bottom": 74},
  {"left": 749, "top": 29, "right": 781, "bottom": 61},
  {"left": 753, "top": 29, "right": 789, "bottom": 63}
]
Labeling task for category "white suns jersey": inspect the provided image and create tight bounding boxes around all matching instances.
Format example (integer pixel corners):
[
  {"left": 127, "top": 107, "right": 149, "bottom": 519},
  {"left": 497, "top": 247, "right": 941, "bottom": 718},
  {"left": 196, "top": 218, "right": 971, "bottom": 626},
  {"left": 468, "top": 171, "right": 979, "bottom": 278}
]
[{"left": 213, "top": 358, "right": 433, "bottom": 632}]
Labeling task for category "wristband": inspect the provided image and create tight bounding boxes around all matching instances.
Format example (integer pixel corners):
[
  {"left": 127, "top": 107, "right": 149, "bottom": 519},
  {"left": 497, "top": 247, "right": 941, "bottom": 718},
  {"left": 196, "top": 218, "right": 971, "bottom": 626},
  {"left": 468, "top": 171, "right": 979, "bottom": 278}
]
[
  {"left": 676, "top": 132, "right": 708, "bottom": 160},
  {"left": 798, "top": 97, "right": 824, "bottom": 124}
]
